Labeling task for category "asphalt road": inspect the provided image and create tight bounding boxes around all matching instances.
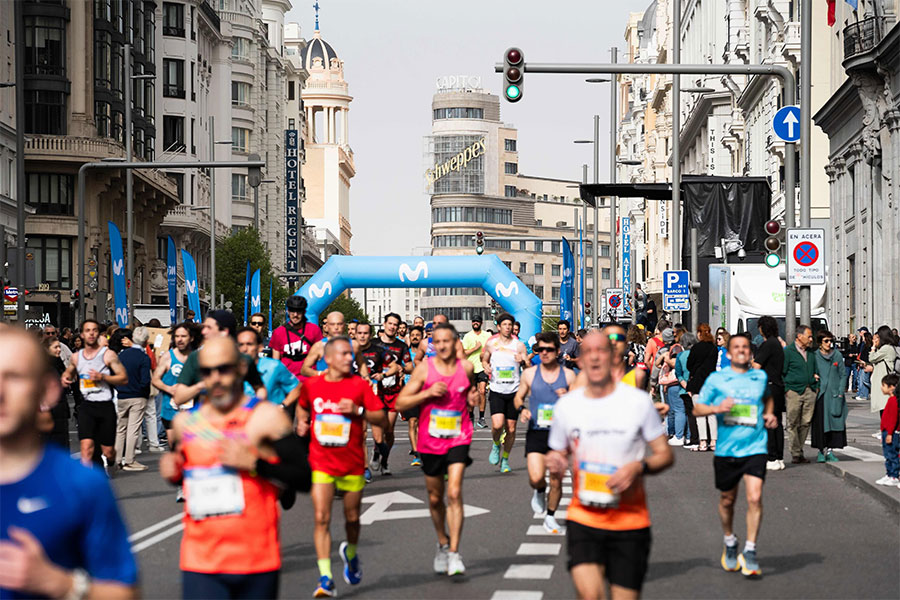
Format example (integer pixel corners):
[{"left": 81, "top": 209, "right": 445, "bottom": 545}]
[{"left": 102, "top": 411, "right": 899, "bottom": 600}]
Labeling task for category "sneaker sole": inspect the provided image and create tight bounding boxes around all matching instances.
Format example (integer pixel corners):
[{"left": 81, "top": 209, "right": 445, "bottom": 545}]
[
  {"left": 339, "top": 542, "right": 361, "bottom": 586},
  {"left": 721, "top": 552, "right": 740, "bottom": 572},
  {"left": 543, "top": 524, "right": 559, "bottom": 534},
  {"left": 313, "top": 588, "right": 335, "bottom": 598},
  {"left": 738, "top": 555, "right": 761, "bottom": 578}
]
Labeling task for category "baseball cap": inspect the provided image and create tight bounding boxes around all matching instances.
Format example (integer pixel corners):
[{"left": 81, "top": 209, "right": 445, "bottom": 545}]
[
  {"left": 661, "top": 328, "right": 675, "bottom": 344},
  {"left": 471, "top": 314, "right": 483, "bottom": 323},
  {"left": 857, "top": 326, "right": 870, "bottom": 334},
  {"left": 425, "top": 323, "right": 434, "bottom": 332}
]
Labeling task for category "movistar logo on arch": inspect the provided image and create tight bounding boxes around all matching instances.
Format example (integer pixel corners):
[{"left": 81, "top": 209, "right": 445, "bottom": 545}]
[{"left": 425, "top": 137, "right": 486, "bottom": 186}]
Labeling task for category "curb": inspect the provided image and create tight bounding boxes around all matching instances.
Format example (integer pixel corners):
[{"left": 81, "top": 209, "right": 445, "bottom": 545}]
[{"left": 825, "top": 462, "right": 900, "bottom": 515}]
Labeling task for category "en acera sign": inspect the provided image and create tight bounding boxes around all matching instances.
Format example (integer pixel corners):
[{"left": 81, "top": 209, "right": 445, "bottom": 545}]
[{"left": 425, "top": 137, "right": 486, "bottom": 186}]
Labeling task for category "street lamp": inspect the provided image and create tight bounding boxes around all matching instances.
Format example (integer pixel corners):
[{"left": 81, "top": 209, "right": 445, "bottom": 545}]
[
  {"left": 253, "top": 178, "right": 276, "bottom": 232},
  {"left": 681, "top": 86, "right": 715, "bottom": 93},
  {"left": 208, "top": 131, "right": 232, "bottom": 311},
  {"left": 573, "top": 138, "right": 601, "bottom": 309}
]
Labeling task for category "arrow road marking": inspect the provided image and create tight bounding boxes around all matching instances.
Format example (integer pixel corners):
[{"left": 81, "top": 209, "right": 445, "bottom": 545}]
[
  {"left": 783, "top": 109, "right": 799, "bottom": 139},
  {"left": 359, "top": 490, "right": 489, "bottom": 525}
]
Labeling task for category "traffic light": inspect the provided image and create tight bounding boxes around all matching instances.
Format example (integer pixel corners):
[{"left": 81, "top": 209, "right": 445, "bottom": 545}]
[
  {"left": 764, "top": 219, "right": 783, "bottom": 268},
  {"left": 248, "top": 153, "right": 262, "bottom": 188},
  {"left": 70, "top": 288, "right": 80, "bottom": 311},
  {"left": 503, "top": 47, "right": 524, "bottom": 103},
  {"left": 475, "top": 231, "right": 484, "bottom": 255},
  {"left": 585, "top": 302, "right": 592, "bottom": 323},
  {"left": 490, "top": 299, "right": 498, "bottom": 318}
]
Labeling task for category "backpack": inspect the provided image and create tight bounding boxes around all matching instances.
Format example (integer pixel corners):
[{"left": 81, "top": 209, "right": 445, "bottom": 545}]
[{"left": 893, "top": 346, "right": 900, "bottom": 375}]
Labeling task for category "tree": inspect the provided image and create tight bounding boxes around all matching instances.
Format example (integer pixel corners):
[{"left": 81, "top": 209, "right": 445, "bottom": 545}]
[
  {"left": 215, "top": 228, "right": 291, "bottom": 326},
  {"left": 322, "top": 293, "right": 369, "bottom": 325}
]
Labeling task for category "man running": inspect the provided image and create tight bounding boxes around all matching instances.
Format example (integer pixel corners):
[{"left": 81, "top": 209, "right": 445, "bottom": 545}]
[
  {"left": 693, "top": 334, "right": 777, "bottom": 578},
  {"left": 462, "top": 314, "right": 492, "bottom": 429},
  {"left": 404, "top": 325, "right": 425, "bottom": 465},
  {"left": 237, "top": 327, "right": 301, "bottom": 409},
  {"left": 269, "top": 295, "right": 323, "bottom": 378},
  {"left": 416, "top": 314, "right": 467, "bottom": 364},
  {"left": 547, "top": 330, "right": 674, "bottom": 599},
  {"left": 0, "top": 329, "right": 138, "bottom": 599},
  {"left": 515, "top": 332, "right": 576, "bottom": 533},
  {"left": 302, "top": 311, "right": 348, "bottom": 378},
  {"left": 397, "top": 323, "right": 478, "bottom": 576},
  {"left": 482, "top": 313, "right": 528, "bottom": 473},
  {"left": 372, "top": 312, "right": 412, "bottom": 476},
  {"left": 161, "top": 337, "right": 310, "bottom": 599},
  {"left": 61, "top": 319, "right": 129, "bottom": 471},
  {"left": 558, "top": 319, "right": 579, "bottom": 370},
  {"left": 297, "top": 337, "right": 388, "bottom": 597}
]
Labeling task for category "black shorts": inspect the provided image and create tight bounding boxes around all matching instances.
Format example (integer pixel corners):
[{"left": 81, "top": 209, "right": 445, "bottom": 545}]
[
  {"left": 475, "top": 372, "right": 489, "bottom": 384},
  {"left": 400, "top": 405, "right": 420, "bottom": 421},
  {"left": 77, "top": 400, "right": 117, "bottom": 446},
  {"left": 489, "top": 391, "right": 518, "bottom": 420},
  {"left": 566, "top": 521, "right": 651, "bottom": 591},
  {"left": 713, "top": 454, "right": 768, "bottom": 491},
  {"left": 525, "top": 428, "right": 550, "bottom": 456},
  {"left": 420, "top": 445, "right": 472, "bottom": 477},
  {"left": 161, "top": 417, "right": 173, "bottom": 431}
]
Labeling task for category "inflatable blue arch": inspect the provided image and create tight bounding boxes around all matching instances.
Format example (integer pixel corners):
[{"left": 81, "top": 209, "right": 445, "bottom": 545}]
[{"left": 297, "top": 255, "right": 543, "bottom": 342}]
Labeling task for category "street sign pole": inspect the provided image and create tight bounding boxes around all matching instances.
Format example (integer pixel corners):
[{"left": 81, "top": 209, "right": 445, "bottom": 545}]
[{"left": 799, "top": 0, "right": 812, "bottom": 326}]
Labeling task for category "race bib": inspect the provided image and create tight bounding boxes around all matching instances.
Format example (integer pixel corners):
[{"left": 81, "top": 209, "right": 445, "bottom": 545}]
[
  {"left": 577, "top": 461, "right": 620, "bottom": 509},
  {"left": 723, "top": 399, "right": 758, "bottom": 427},
  {"left": 185, "top": 465, "right": 245, "bottom": 520},
  {"left": 429, "top": 409, "right": 462, "bottom": 439},
  {"left": 536, "top": 404, "right": 554, "bottom": 428},
  {"left": 494, "top": 367, "right": 515, "bottom": 383},
  {"left": 79, "top": 373, "right": 98, "bottom": 391},
  {"left": 315, "top": 413, "right": 352, "bottom": 447},
  {"left": 382, "top": 374, "right": 397, "bottom": 388}
]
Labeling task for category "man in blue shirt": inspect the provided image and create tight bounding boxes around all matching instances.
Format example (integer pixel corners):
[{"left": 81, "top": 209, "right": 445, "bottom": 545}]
[
  {"left": 0, "top": 328, "right": 137, "bottom": 599},
  {"left": 237, "top": 327, "right": 301, "bottom": 409},
  {"left": 694, "top": 334, "right": 777, "bottom": 580}
]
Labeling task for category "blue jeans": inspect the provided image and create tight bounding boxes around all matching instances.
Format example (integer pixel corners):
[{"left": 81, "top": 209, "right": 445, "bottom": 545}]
[
  {"left": 858, "top": 370, "right": 871, "bottom": 399},
  {"left": 666, "top": 385, "right": 687, "bottom": 440},
  {"left": 883, "top": 431, "right": 899, "bottom": 478}
]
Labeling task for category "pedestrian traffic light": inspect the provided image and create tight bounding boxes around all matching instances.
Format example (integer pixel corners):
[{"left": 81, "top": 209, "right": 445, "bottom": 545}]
[
  {"left": 503, "top": 47, "right": 524, "bottom": 103},
  {"left": 475, "top": 231, "right": 484, "bottom": 255},
  {"left": 764, "top": 219, "right": 783, "bottom": 268}
]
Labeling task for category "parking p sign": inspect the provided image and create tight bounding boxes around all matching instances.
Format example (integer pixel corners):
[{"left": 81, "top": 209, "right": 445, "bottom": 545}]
[{"left": 663, "top": 270, "right": 691, "bottom": 312}]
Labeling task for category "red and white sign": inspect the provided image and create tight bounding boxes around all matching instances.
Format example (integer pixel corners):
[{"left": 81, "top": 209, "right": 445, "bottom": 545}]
[
  {"left": 3, "top": 287, "right": 18, "bottom": 302},
  {"left": 787, "top": 228, "right": 825, "bottom": 285}
]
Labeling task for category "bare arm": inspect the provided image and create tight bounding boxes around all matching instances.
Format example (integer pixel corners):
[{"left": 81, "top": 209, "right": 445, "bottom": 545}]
[
  {"left": 414, "top": 340, "right": 426, "bottom": 367},
  {"left": 103, "top": 352, "right": 129, "bottom": 387},
  {"left": 282, "top": 382, "right": 302, "bottom": 408},
  {"left": 61, "top": 353, "right": 78, "bottom": 386},
  {"left": 456, "top": 340, "right": 467, "bottom": 362},
  {"left": 395, "top": 362, "right": 434, "bottom": 412},
  {"left": 150, "top": 352, "right": 174, "bottom": 396},
  {"left": 173, "top": 381, "right": 204, "bottom": 406},
  {"left": 481, "top": 342, "right": 492, "bottom": 374},
  {"left": 300, "top": 342, "right": 324, "bottom": 378},
  {"left": 364, "top": 408, "right": 389, "bottom": 429},
  {"left": 464, "top": 339, "right": 483, "bottom": 357},
  {"left": 514, "top": 368, "right": 534, "bottom": 421}
]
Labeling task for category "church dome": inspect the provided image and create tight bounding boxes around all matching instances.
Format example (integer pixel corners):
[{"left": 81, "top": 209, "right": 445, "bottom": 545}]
[{"left": 305, "top": 33, "right": 340, "bottom": 71}]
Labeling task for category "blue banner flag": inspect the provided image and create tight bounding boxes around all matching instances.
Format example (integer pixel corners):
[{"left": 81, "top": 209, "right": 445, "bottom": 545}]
[
  {"left": 181, "top": 249, "right": 201, "bottom": 322},
  {"left": 561, "top": 237, "right": 575, "bottom": 325},
  {"left": 251, "top": 269, "right": 261, "bottom": 315},
  {"left": 846, "top": 0, "right": 858, "bottom": 10},
  {"left": 578, "top": 215, "right": 585, "bottom": 328},
  {"left": 243, "top": 261, "right": 251, "bottom": 325},
  {"left": 167, "top": 236, "right": 177, "bottom": 325},
  {"left": 268, "top": 279, "right": 273, "bottom": 334},
  {"left": 107, "top": 221, "right": 128, "bottom": 327}
]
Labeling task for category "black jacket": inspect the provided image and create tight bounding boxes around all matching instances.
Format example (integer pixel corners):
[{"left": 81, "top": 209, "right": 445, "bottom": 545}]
[{"left": 686, "top": 341, "right": 718, "bottom": 395}]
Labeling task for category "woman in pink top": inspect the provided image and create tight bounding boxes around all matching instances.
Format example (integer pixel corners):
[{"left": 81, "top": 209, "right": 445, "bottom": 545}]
[{"left": 397, "top": 323, "right": 478, "bottom": 577}]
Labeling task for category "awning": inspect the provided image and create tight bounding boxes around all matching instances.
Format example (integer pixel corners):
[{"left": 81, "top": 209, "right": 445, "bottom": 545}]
[{"left": 579, "top": 183, "right": 672, "bottom": 206}]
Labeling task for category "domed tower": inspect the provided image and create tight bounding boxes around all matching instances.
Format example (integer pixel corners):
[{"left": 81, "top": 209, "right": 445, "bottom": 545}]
[{"left": 301, "top": 11, "right": 355, "bottom": 256}]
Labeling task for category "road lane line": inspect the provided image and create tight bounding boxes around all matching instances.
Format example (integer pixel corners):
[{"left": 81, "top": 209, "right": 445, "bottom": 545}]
[
  {"left": 128, "top": 513, "right": 183, "bottom": 542},
  {"left": 492, "top": 591, "right": 544, "bottom": 600},
  {"left": 131, "top": 523, "right": 184, "bottom": 553},
  {"left": 517, "top": 543, "right": 561, "bottom": 555},
  {"left": 526, "top": 525, "right": 566, "bottom": 536},
  {"left": 562, "top": 486, "right": 572, "bottom": 494},
  {"left": 504, "top": 564, "right": 554, "bottom": 579}
]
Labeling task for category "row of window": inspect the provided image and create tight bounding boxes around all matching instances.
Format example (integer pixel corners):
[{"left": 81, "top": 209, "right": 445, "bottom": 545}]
[
  {"left": 433, "top": 236, "right": 511, "bottom": 249},
  {"left": 433, "top": 107, "right": 484, "bottom": 120},
  {"left": 431, "top": 206, "right": 512, "bottom": 225},
  {"left": 423, "top": 287, "right": 484, "bottom": 297}
]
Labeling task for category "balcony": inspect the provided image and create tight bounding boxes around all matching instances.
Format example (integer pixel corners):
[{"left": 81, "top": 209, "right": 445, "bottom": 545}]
[{"left": 843, "top": 16, "right": 883, "bottom": 61}]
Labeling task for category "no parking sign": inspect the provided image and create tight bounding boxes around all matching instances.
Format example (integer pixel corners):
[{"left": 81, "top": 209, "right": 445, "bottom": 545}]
[{"left": 786, "top": 229, "right": 825, "bottom": 285}]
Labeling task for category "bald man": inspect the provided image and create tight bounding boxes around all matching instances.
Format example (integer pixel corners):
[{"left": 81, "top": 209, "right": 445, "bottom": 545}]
[{"left": 301, "top": 311, "right": 350, "bottom": 378}]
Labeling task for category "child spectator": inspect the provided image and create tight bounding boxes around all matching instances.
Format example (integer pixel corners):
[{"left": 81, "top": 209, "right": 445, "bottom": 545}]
[{"left": 876, "top": 373, "right": 900, "bottom": 486}]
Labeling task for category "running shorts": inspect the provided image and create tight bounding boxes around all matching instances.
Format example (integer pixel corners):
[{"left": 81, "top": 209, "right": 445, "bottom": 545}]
[
  {"left": 713, "top": 454, "right": 767, "bottom": 491},
  {"left": 311, "top": 471, "right": 366, "bottom": 492},
  {"left": 475, "top": 371, "right": 490, "bottom": 384},
  {"left": 419, "top": 445, "right": 472, "bottom": 478},
  {"left": 489, "top": 391, "right": 518, "bottom": 420},
  {"left": 566, "top": 521, "right": 651, "bottom": 591},
  {"left": 525, "top": 429, "right": 550, "bottom": 456},
  {"left": 77, "top": 400, "right": 117, "bottom": 446},
  {"left": 381, "top": 393, "right": 399, "bottom": 412},
  {"left": 400, "top": 405, "right": 420, "bottom": 421}
]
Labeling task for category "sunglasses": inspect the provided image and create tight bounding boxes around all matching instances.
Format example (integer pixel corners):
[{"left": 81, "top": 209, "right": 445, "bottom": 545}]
[
  {"left": 607, "top": 333, "right": 626, "bottom": 342},
  {"left": 199, "top": 363, "right": 236, "bottom": 377},
  {"left": 250, "top": 321, "right": 265, "bottom": 326},
  {"left": 822, "top": 338, "right": 834, "bottom": 344},
  {"left": 536, "top": 346, "right": 556, "bottom": 353}
]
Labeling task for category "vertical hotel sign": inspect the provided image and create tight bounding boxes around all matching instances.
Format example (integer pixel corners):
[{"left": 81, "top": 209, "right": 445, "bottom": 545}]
[
  {"left": 285, "top": 130, "right": 299, "bottom": 279},
  {"left": 621, "top": 217, "right": 632, "bottom": 312}
]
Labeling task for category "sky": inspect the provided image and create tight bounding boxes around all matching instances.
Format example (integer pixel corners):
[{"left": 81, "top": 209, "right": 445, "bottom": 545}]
[{"left": 284, "top": 0, "right": 652, "bottom": 256}]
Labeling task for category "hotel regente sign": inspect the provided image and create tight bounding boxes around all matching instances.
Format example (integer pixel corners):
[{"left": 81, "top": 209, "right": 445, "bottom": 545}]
[{"left": 425, "top": 136, "right": 486, "bottom": 186}]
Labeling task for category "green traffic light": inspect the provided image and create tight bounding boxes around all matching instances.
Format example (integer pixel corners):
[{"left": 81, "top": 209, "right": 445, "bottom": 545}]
[
  {"left": 505, "top": 84, "right": 520, "bottom": 100},
  {"left": 765, "top": 253, "right": 781, "bottom": 268},
  {"left": 476, "top": 246, "right": 484, "bottom": 255}
]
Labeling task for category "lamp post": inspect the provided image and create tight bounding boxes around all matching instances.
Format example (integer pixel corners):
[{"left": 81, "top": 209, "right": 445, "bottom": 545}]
[
  {"left": 209, "top": 122, "right": 232, "bottom": 311},
  {"left": 253, "top": 179, "right": 276, "bottom": 232},
  {"left": 574, "top": 136, "right": 600, "bottom": 309}
]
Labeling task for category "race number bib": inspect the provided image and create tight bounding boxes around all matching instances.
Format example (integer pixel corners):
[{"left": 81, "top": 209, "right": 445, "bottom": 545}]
[
  {"left": 577, "top": 462, "right": 620, "bottom": 508},
  {"left": 723, "top": 399, "right": 758, "bottom": 427},
  {"left": 382, "top": 374, "right": 397, "bottom": 388},
  {"left": 494, "top": 367, "right": 515, "bottom": 383},
  {"left": 429, "top": 409, "right": 462, "bottom": 439},
  {"left": 536, "top": 404, "right": 554, "bottom": 428},
  {"left": 184, "top": 465, "right": 245, "bottom": 520},
  {"left": 315, "top": 413, "right": 352, "bottom": 447},
  {"left": 79, "top": 373, "right": 98, "bottom": 392}
]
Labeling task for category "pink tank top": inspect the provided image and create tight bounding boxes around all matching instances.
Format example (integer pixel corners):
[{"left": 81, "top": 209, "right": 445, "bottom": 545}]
[{"left": 417, "top": 357, "right": 473, "bottom": 455}]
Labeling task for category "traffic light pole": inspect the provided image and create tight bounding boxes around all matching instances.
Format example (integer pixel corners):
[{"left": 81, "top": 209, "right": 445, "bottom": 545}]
[{"left": 496, "top": 60, "right": 798, "bottom": 338}]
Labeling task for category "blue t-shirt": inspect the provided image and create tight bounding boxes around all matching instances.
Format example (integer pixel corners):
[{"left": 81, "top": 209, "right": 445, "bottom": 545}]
[
  {"left": 696, "top": 367, "right": 769, "bottom": 458},
  {"left": 0, "top": 446, "right": 137, "bottom": 599},
  {"left": 716, "top": 346, "right": 732, "bottom": 370},
  {"left": 243, "top": 356, "right": 299, "bottom": 405}
]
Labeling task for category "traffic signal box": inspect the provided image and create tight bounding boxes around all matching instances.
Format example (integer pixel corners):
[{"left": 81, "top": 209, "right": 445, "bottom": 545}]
[
  {"left": 764, "top": 219, "right": 784, "bottom": 268},
  {"left": 503, "top": 48, "right": 524, "bottom": 103}
]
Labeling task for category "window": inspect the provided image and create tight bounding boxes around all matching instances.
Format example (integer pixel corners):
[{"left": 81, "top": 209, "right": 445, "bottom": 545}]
[
  {"left": 232, "top": 81, "right": 251, "bottom": 107},
  {"left": 26, "top": 236, "right": 72, "bottom": 289},
  {"left": 190, "top": 5, "right": 196, "bottom": 40},
  {"left": 504, "top": 162, "right": 518, "bottom": 175},
  {"left": 431, "top": 135, "right": 485, "bottom": 195},
  {"left": 519, "top": 262, "right": 527, "bottom": 274},
  {"left": 232, "top": 127, "right": 251, "bottom": 153},
  {"left": 586, "top": 267, "right": 593, "bottom": 280},
  {"left": 485, "top": 240, "right": 511, "bottom": 249},
  {"left": 433, "top": 107, "right": 484, "bottom": 120},
  {"left": 518, "top": 241, "right": 526, "bottom": 251},
  {"left": 24, "top": 90, "right": 66, "bottom": 135},
  {"left": 163, "top": 58, "right": 184, "bottom": 97},
  {"left": 24, "top": 16, "right": 66, "bottom": 76},
  {"left": 600, "top": 244, "right": 610, "bottom": 257},
  {"left": 532, "top": 286, "right": 544, "bottom": 300},
  {"left": 191, "top": 118, "right": 196, "bottom": 154},
  {"left": 602, "top": 268, "right": 611, "bottom": 280},
  {"left": 163, "top": 115, "right": 185, "bottom": 152},
  {"left": 502, "top": 261, "right": 512, "bottom": 270},
  {"left": 288, "top": 81, "right": 295, "bottom": 100},
  {"left": 849, "top": 163, "right": 856, "bottom": 215},
  {"left": 94, "top": 31, "right": 111, "bottom": 89},
  {"left": 585, "top": 243, "right": 593, "bottom": 257},
  {"left": 504, "top": 185, "right": 517, "bottom": 198},
  {"left": 552, "top": 264, "right": 561, "bottom": 277},
  {"left": 551, "top": 286, "right": 560, "bottom": 301},
  {"left": 534, "top": 263, "right": 544, "bottom": 275},
  {"left": 167, "top": 172, "right": 184, "bottom": 203},
  {"left": 162, "top": 2, "right": 185, "bottom": 37},
  {"left": 27, "top": 174, "right": 73, "bottom": 216},
  {"left": 534, "top": 240, "right": 544, "bottom": 252},
  {"left": 431, "top": 206, "right": 512, "bottom": 225},
  {"left": 95, "top": 101, "right": 111, "bottom": 137},
  {"left": 504, "top": 139, "right": 517, "bottom": 152},
  {"left": 232, "top": 37, "right": 251, "bottom": 61},
  {"left": 551, "top": 241, "right": 561, "bottom": 254},
  {"left": 232, "top": 174, "right": 248, "bottom": 202},
  {"left": 288, "top": 118, "right": 295, "bottom": 129}
]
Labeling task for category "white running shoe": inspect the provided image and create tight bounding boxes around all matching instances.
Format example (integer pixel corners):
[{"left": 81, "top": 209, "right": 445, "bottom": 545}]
[
  {"left": 369, "top": 458, "right": 381, "bottom": 474},
  {"left": 777, "top": 460, "right": 786, "bottom": 470},
  {"left": 766, "top": 460, "right": 781, "bottom": 471},
  {"left": 531, "top": 489, "right": 547, "bottom": 515},
  {"left": 447, "top": 552, "right": 465, "bottom": 576},
  {"left": 543, "top": 514, "right": 561, "bottom": 533},
  {"left": 668, "top": 437, "right": 684, "bottom": 446},
  {"left": 433, "top": 543, "right": 449, "bottom": 573},
  {"left": 875, "top": 476, "right": 900, "bottom": 486}
]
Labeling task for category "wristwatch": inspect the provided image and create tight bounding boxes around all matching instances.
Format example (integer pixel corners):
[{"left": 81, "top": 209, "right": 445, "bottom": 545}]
[
  {"left": 641, "top": 459, "right": 650, "bottom": 475},
  {"left": 65, "top": 568, "right": 90, "bottom": 600},
  {"left": 357, "top": 405, "right": 365, "bottom": 417}
]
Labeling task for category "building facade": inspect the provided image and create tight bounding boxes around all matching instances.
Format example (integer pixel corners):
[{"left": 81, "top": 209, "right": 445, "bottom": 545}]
[{"left": 0, "top": 0, "right": 18, "bottom": 278}]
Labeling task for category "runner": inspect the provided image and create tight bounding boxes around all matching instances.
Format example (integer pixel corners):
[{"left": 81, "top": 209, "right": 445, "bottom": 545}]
[
  {"left": 397, "top": 321, "right": 408, "bottom": 342},
  {"left": 347, "top": 320, "right": 358, "bottom": 342},
  {"left": 462, "top": 314, "right": 492, "bottom": 429},
  {"left": 396, "top": 323, "right": 478, "bottom": 576},
  {"left": 416, "top": 315, "right": 467, "bottom": 364},
  {"left": 481, "top": 313, "right": 528, "bottom": 473},
  {"left": 372, "top": 312, "right": 413, "bottom": 476},
  {"left": 514, "top": 332, "right": 576, "bottom": 533},
  {"left": 296, "top": 337, "right": 388, "bottom": 597},
  {"left": 269, "top": 295, "right": 323, "bottom": 378},
  {"left": 0, "top": 328, "right": 138, "bottom": 599},
  {"left": 302, "top": 311, "right": 348, "bottom": 378},
  {"left": 61, "top": 319, "right": 129, "bottom": 471},
  {"left": 161, "top": 337, "right": 310, "bottom": 599},
  {"left": 693, "top": 334, "right": 777, "bottom": 578},
  {"left": 558, "top": 319, "right": 579, "bottom": 370},
  {"left": 413, "top": 316, "right": 425, "bottom": 328},
  {"left": 352, "top": 322, "right": 393, "bottom": 479},
  {"left": 405, "top": 325, "right": 426, "bottom": 465},
  {"left": 237, "top": 327, "right": 301, "bottom": 409},
  {"left": 547, "top": 330, "right": 674, "bottom": 599},
  {"left": 248, "top": 312, "right": 268, "bottom": 348}
]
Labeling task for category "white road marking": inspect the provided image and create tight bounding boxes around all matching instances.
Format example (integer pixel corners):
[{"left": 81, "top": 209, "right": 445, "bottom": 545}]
[
  {"left": 131, "top": 524, "right": 183, "bottom": 553},
  {"left": 504, "top": 564, "right": 554, "bottom": 579},
  {"left": 492, "top": 591, "right": 544, "bottom": 600},
  {"left": 559, "top": 497, "right": 571, "bottom": 506},
  {"left": 562, "top": 486, "right": 573, "bottom": 494},
  {"left": 527, "top": 524, "right": 566, "bottom": 536},
  {"left": 128, "top": 513, "right": 183, "bottom": 542},
  {"left": 517, "top": 543, "right": 562, "bottom": 555}
]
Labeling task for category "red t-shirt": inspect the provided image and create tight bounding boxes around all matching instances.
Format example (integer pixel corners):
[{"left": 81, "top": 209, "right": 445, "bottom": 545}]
[
  {"left": 268, "top": 322, "right": 323, "bottom": 380},
  {"left": 298, "top": 374, "right": 383, "bottom": 476}
]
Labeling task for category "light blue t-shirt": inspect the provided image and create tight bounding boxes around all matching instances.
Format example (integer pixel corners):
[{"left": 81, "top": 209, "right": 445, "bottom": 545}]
[
  {"left": 244, "top": 355, "right": 299, "bottom": 405},
  {"left": 696, "top": 367, "right": 769, "bottom": 458}
]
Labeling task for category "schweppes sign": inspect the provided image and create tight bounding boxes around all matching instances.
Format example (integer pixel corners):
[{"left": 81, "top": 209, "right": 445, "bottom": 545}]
[{"left": 425, "top": 136, "right": 486, "bottom": 186}]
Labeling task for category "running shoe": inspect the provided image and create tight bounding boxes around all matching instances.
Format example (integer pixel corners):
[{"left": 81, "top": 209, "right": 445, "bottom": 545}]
[
  {"left": 531, "top": 489, "right": 547, "bottom": 514},
  {"left": 339, "top": 541, "right": 362, "bottom": 585},
  {"left": 765, "top": 460, "right": 782, "bottom": 471},
  {"left": 410, "top": 456, "right": 422, "bottom": 467},
  {"left": 816, "top": 451, "right": 826, "bottom": 463},
  {"left": 447, "top": 552, "right": 465, "bottom": 576},
  {"left": 500, "top": 458, "right": 511, "bottom": 473},
  {"left": 433, "top": 543, "right": 449, "bottom": 573},
  {"left": 825, "top": 450, "right": 839, "bottom": 462},
  {"left": 313, "top": 575, "right": 336, "bottom": 598},
  {"left": 667, "top": 437, "right": 684, "bottom": 446},
  {"left": 369, "top": 457, "right": 381, "bottom": 474},
  {"left": 721, "top": 543, "right": 740, "bottom": 572},
  {"left": 875, "top": 475, "right": 900, "bottom": 486},
  {"left": 121, "top": 461, "right": 148, "bottom": 472},
  {"left": 738, "top": 550, "right": 761, "bottom": 577},
  {"left": 175, "top": 487, "right": 184, "bottom": 503},
  {"left": 381, "top": 464, "right": 392, "bottom": 476},
  {"left": 148, "top": 445, "right": 166, "bottom": 453},
  {"left": 489, "top": 443, "right": 501, "bottom": 465},
  {"left": 364, "top": 468, "right": 372, "bottom": 483},
  {"left": 543, "top": 514, "right": 561, "bottom": 534},
  {"left": 477, "top": 417, "right": 487, "bottom": 429}
]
